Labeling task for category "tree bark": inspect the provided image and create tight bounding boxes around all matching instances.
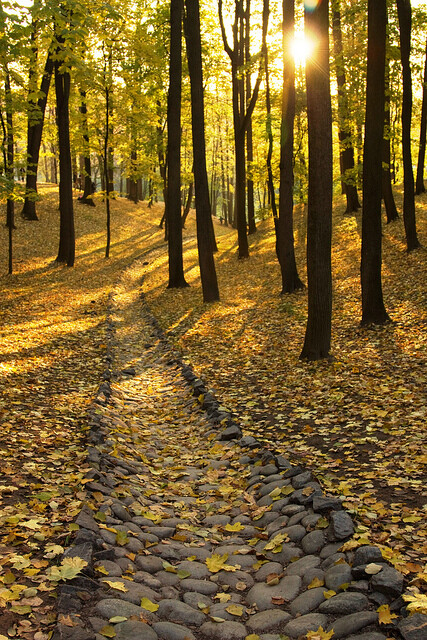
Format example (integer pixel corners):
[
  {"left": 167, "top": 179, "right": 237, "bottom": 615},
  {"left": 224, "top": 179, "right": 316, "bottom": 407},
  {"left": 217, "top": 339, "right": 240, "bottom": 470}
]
[
  {"left": 415, "top": 37, "right": 427, "bottom": 195},
  {"left": 79, "top": 90, "right": 95, "bottom": 205},
  {"left": 331, "top": 0, "right": 360, "bottom": 213},
  {"left": 184, "top": 0, "right": 219, "bottom": 302},
  {"left": 361, "top": 0, "right": 390, "bottom": 325},
  {"left": 300, "top": 0, "right": 333, "bottom": 360},
  {"left": 245, "top": 0, "right": 256, "bottom": 235},
  {"left": 396, "top": 0, "right": 420, "bottom": 251},
  {"left": 21, "top": 49, "right": 54, "bottom": 220},
  {"left": 167, "top": 0, "right": 188, "bottom": 289},
  {"left": 382, "top": 30, "right": 399, "bottom": 223},
  {"left": 55, "top": 44, "right": 75, "bottom": 267},
  {"left": 277, "top": 0, "right": 304, "bottom": 294}
]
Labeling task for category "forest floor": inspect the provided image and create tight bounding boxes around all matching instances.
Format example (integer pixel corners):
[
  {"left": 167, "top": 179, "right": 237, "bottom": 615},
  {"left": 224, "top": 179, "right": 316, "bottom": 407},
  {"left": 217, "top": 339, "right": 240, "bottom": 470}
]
[{"left": 0, "top": 185, "right": 426, "bottom": 638}]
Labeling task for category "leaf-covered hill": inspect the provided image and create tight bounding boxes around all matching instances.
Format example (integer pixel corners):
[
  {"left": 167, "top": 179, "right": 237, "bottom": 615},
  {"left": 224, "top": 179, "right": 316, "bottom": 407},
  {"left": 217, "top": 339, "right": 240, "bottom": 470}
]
[{"left": 0, "top": 186, "right": 425, "bottom": 638}]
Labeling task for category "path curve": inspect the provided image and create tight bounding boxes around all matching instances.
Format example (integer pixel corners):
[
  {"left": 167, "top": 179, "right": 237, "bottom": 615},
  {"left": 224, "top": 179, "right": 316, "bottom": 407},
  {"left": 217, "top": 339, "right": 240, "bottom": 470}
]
[{"left": 53, "top": 258, "right": 424, "bottom": 640}]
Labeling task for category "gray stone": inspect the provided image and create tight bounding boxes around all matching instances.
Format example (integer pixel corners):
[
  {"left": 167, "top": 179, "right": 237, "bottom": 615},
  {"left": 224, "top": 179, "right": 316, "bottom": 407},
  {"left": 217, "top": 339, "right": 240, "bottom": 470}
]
[
  {"left": 330, "top": 511, "right": 354, "bottom": 540},
  {"left": 283, "top": 613, "right": 329, "bottom": 638},
  {"left": 153, "top": 621, "right": 196, "bottom": 640},
  {"left": 160, "top": 586, "right": 180, "bottom": 600},
  {"left": 261, "top": 474, "right": 285, "bottom": 484},
  {"left": 301, "top": 513, "right": 322, "bottom": 529},
  {"left": 114, "top": 621, "right": 158, "bottom": 640},
  {"left": 180, "top": 579, "right": 218, "bottom": 595},
  {"left": 371, "top": 565, "right": 404, "bottom": 598},
  {"left": 319, "top": 592, "right": 370, "bottom": 615},
  {"left": 94, "top": 560, "right": 122, "bottom": 577},
  {"left": 99, "top": 529, "right": 117, "bottom": 545},
  {"left": 155, "top": 570, "right": 181, "bottom": 586},
  {"left": 135, "top": 555, "right": 164, "bottom": 573},
  {"left": 246, "top": 610, "right": 291, "bottom": 633},
  {"left": 258, "top": 479, "right": 291, "bottom": 498},
  {"left": 182, "top": 592, "right": 212, "bottom": 609},
  {"left": 256, "top": 512, "right": 281, "bottom": 526},
  {"left": 111, "top": 503, "right": 133, "bottom": 522},
  {"left": 226, "top": 554, "right": 256, "bottom": 569},
  {"left": 287, "top": 510, "right": 307, "bottom": 526},
  {"left": 327, "top": 611, "right": 378, "bottom": 638},
  {"left": 292, "top": 471, "right": 312, "bottom": 488},
  {"left": 94, "top": 598, "right": 146, "bottom": 619},
  {"left": 246, "top": 575, "right": 301, "bottom": 610},
  {"left": 146, "top": 526, "right": 176, "bottom": 539},
  {"left": 203, "top": 515, "right": 231, "bottom": 527},
  {"left": 256, "top": 464, "right": 278, "bottom": 477},
  {"left": 286, "top": 555, "right": 321, "bottom": 576},
  {"left": 64, "top": 543, "right": 93, "bottom": 566},
  {"left": 281, "top": 504, "right": 305, "bottom": 516},
  {"left": 99, "top": 578, "right": 159, "bottom": 605},
  {"left": 291, "top": 484, "right": 323, "bottom": 505},
  {"left": 320, "top": 542, "right": 344, "bottom": 559},
  {"left": 302, "top": 530, "right": 326, "bottom": 554},
  {"left": 398, "top": 613, "right": 427, "bottom": 640},
  {"left": 271, "top": 498, "right": 291, "bottom": 512},
  {"left": 353, "top": 545, "right": 384, "bottom": 566},
  {"left": 75, "top": 509, "right": 100, "bottom": 533},
  {"left": 178, "top": 546, "right": 211, "bottom": 561},
  {"left": 302, "top": 568, "right": 325, "bottom": 587},
  {"left": 133, "top": 571, "right": 162, "bottom": 589},
  {"left": 199, "top": 621, "right": 247, "bottom": 640},
  {"left": 215, "top": 569, "right": 254, "bottom": 590},
  {"left": 347, "top": 635, "right": 386, "bottom": 640},
  {"left": 157, "top": 599, "right": 206, "bottom": 626},
  {"left": 289, "top": 587, "right": 326, "bottom": 616},
  {"left": 176, "top": 560, "right": 210, "bottom": 580},
  {"left": 258, "top": 495, "right": 273, "bottom": 507},
  {"left": 254, "top": 562, "right": 284, "bottom": 582},
  {"left": 266, "top": 516, "right": 289, "bottom": 534},
  {"left": 126, "top": 538, "right": 145, "bottom": 553},
  {"left": 322, "top": 553, "right": 346, "bottom": 571},
  {"left": 208, "top": 603, "right": 244, "bottom": 621},
  {"left": 264, "top": 543, "right": 302, "bottom": 565},
  {"left": 313, "top": 495, "right": 343, "bottom": 512},
  {"left": 219, "top": 425, "right": 242, "bottom": 441},
  {"left": 324, "top": 562, "right": 352, "bottom": 591},
  {"left": 279, "top": 524, "right": 306, "bottom": 542}
]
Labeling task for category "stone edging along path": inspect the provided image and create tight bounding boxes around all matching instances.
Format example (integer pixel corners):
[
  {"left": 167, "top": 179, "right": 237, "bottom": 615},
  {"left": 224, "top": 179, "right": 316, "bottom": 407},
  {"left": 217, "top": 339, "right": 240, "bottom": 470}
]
[{"left": 53, "top": 259, "right": 426, "bottom": 640}]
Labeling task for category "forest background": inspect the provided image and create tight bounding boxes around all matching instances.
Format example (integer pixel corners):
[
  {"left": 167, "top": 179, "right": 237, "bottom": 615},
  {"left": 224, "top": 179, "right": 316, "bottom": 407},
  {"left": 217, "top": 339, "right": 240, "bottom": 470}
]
[{"left": 0, "top": 0, "right": 426, "bottom": 636}]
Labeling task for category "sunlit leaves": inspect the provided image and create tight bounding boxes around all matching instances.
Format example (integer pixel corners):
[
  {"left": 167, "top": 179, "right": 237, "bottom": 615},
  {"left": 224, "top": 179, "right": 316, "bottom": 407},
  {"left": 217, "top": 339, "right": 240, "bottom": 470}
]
[{"left": 46, "top": 557, "right": 88, "bottom": 582}]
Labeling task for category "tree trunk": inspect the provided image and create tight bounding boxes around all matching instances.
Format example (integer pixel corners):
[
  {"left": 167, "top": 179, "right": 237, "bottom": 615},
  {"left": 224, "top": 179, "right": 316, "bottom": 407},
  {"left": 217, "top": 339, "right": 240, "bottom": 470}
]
[
  {"left": 415, "top": 37, "right": 427, "bottom": 195},
  {"left": 245, "top": 0, "right": 256, "bottom": 235},
  {"left": 79, "top": 90, "right": 95, "bottom": 206},
  {"left": 300, "top": 0, "right": 333, "bottom": 360},
  {"left": 263, "top": 6, "right": 277, "bottom": 220},
  {"left": 182, "top": 179, "right": 193, "bottom": 227},
  {"left": 185, "top": 0, "right": 219, "bottom": 302},
  {"left": 331, "top": 0, "right": 360, "bottom": 213},
  {"left": 277, "top": 0, "right": 304, "bottom": 294},
  {"left": 396, "top": 0, "right": 420, "bottom": 251},
  {"left": 361, "top": 0, "right": 390, "bottom": 325},
  {"left": 55, "top": 48, "right": 75, "bottom": 267},
  {"left": 167, "top": 0, "right": 188, "bottom": 289},
  {"left": 382, "top": 31, "right": 399, "bottom": 223},
  {"left": 21, "top": 49, "right": 54, "bottom": 220}
]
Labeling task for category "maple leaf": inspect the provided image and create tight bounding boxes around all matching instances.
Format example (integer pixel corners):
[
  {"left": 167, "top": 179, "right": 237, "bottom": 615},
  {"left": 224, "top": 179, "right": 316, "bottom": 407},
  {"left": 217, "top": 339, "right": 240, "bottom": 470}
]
[
  {"left": 103, "top": 580, "right": 129, "bottom": 592},
  {"left": 206, "top": 553, "right": 236, "bottom": 573},
  {"left": 47, "top": 557, "right": 88, "bottom": 582},
  {"left": 306, "top": 627, "right": 334, "bottom": 640},
  {"left": 402, "top": 593, "right": 427, "bottom": 615},
  {"left": 377, "top": 604, "right": 398, "bottom": 625}
]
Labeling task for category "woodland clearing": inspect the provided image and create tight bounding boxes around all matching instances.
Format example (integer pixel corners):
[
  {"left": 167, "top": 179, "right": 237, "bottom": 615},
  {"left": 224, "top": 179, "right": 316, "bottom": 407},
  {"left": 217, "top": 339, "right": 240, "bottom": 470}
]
[{"left": 0, "top": 185, "right": 426, "bottom": 637}]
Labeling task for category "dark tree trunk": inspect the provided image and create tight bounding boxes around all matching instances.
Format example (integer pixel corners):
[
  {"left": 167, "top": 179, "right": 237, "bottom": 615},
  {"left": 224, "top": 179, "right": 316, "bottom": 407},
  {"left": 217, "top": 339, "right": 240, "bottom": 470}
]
[
  {"left": 21, "top": 49, "right": 54, "bottom": 220},
  {"left": 185, "top": 0, "right": 219, "bottom": 302},
  {"left": 182, "top": 179, "right": 193, "bottom": 227},
  {"left": 167, "top": 0, "right": 188, "bottom": 289},
  {"left": 382, "top": 32, "right": 399, "bottom": 223},
  {"left": 79, "top": 90, "right": 95, "bottom": 206},
  {"left": 300, "top": 0, "right": 333, "bottom": 360},
  {"left": 263, "top": 3, "right": 277, "bottom": 220},
  {"left": 332, "top": 0, "right": 360, "bottom": 213},
  {"left": 245, "top": 0, "right": 256, "bottom": 235},
  {"left": 104, "top": 85, "right": 111, "bottom": 258},
  {"left": 128, "top": 148, "right": 138, "bottom": 204},
  {"left": 415, "top": 37, "right": 427, "bottom": 195},
  {"left": 1, "top": 69, "right": 15, "bottom": 273},
  {"left": 277, "top": 0, "right": 304, "bottom": 294},
  {"left": 55, "top": 49, "right": 75, "bottom": 267},
  {"left": 361, "top": 0, "right": 390, "bottom": 325},
  {"left": 396, "top": 0, "right": 420, "bottom": 251}
]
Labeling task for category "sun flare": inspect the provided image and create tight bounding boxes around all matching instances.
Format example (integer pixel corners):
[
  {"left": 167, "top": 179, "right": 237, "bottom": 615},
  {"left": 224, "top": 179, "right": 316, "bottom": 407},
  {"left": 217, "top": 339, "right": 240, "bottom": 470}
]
[{"left": 290, "top": 33, "right": 315, "bottom": 66}]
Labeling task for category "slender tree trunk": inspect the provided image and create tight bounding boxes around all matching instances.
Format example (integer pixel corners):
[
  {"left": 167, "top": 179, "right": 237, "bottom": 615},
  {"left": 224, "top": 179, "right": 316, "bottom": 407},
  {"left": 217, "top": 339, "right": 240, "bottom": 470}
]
[
  {"left": 55, "top": 47, "right": 75, "bottom": 266},
  {"left": 396, "top": 0, "right": 420, "bottom": 251},
  {"left": 361, "top": 0, "right": 390, "bottom": 325},
  {"left": 185, "top": 0, "right": 219, "bottom": 302},
  {"left": 277, "top": 0, "right": 303, "bottom": 294},
  {"left": 182, "top": 179, "right": 193, "bottom": 227},
  {"left": 263, "top": 7, "right": 277, "bottom": 220},
  {"left": 245, "top": 0, "right": 256, "bottom": 234},
  {"left": 104, "top": 84, "right": 111, "bottom": 258},
  {"left": 415, "top": 37, "right": 427, "bottom": 195},
  {"left": 167, "top": 0, "right": 188, "bottom": 289},
  {"left": 300, "top": 0, "right": 333, "bottom": 360},
  {"left": 79, "top": 90, "right": 95, "bottom": 206},
  {"left": 332, "top": 0, "right": 360, "bottom": 213},
  {"left": 21, "top": 49, "right": 54, "bottom": 220},
  {"left": 382, "top": 31, "right": 399, "bottom": 223}
]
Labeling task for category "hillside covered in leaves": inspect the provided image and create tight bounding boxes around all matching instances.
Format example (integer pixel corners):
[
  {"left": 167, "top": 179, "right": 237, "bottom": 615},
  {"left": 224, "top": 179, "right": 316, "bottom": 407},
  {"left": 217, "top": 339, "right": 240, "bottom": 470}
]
[{"left": 0, "top": 186, "right": 426, "bottom": 637}]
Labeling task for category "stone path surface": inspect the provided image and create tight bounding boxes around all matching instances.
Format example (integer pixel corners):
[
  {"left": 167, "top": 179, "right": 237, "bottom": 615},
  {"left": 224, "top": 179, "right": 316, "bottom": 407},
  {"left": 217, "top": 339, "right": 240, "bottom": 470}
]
[{"left": 53, "top": 260, "right": 425, "bottom": 640}]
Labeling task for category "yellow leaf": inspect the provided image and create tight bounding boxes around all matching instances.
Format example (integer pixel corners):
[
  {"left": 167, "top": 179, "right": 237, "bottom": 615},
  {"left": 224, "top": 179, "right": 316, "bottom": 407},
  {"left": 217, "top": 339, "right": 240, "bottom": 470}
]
[
  {"left": 96, "top": 565, "right": 110, "bottom": 575},
  {"left": 306, "top": 626, "right": 334, "bottom": 640},
  {"left": 264, "top": 532, "right": 290, "bottom": 551},
  {"left": 206, "top": 553, "right": 236, "bottom": 573},
  {"left": 245, "top": 635, "right": 260, "bottom": 640},
  {"left": 214, "top": 592, "right": 231, "bottom": 602},
  {"left": 100, "top": 625, "right": 116, "bottom": 638},
  {"left": 225, "top": 604, "right": 244, "bottom": 616},
  {"left": 323, "top": 590, "right": 336, "bottom": 599},
  {"left": 378, "top": 604, "right": 398, "bottom": 625},
  {"left": 365, "top": 563, "right": 383, "bottom": 575},
  {"left": 140, "top": 597, "right": 159, "bottom": 612},
  {"left": 103, "top": 581, "right": 128, "bottom": 592},
  {"left": 308, "top": 577, "right": 325, "bottom": 589},
  {"left": 47, "top": 557, "right": 88, "bottom": 582},
  {"left": 402, "top": 593, "right": 427, "bottom": 615},
  {"left": 109, "top": 617, "right": 128, "bottom": 623},
  {"left": 224, "top": 522, "right": 245, "bottom": 532}
]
